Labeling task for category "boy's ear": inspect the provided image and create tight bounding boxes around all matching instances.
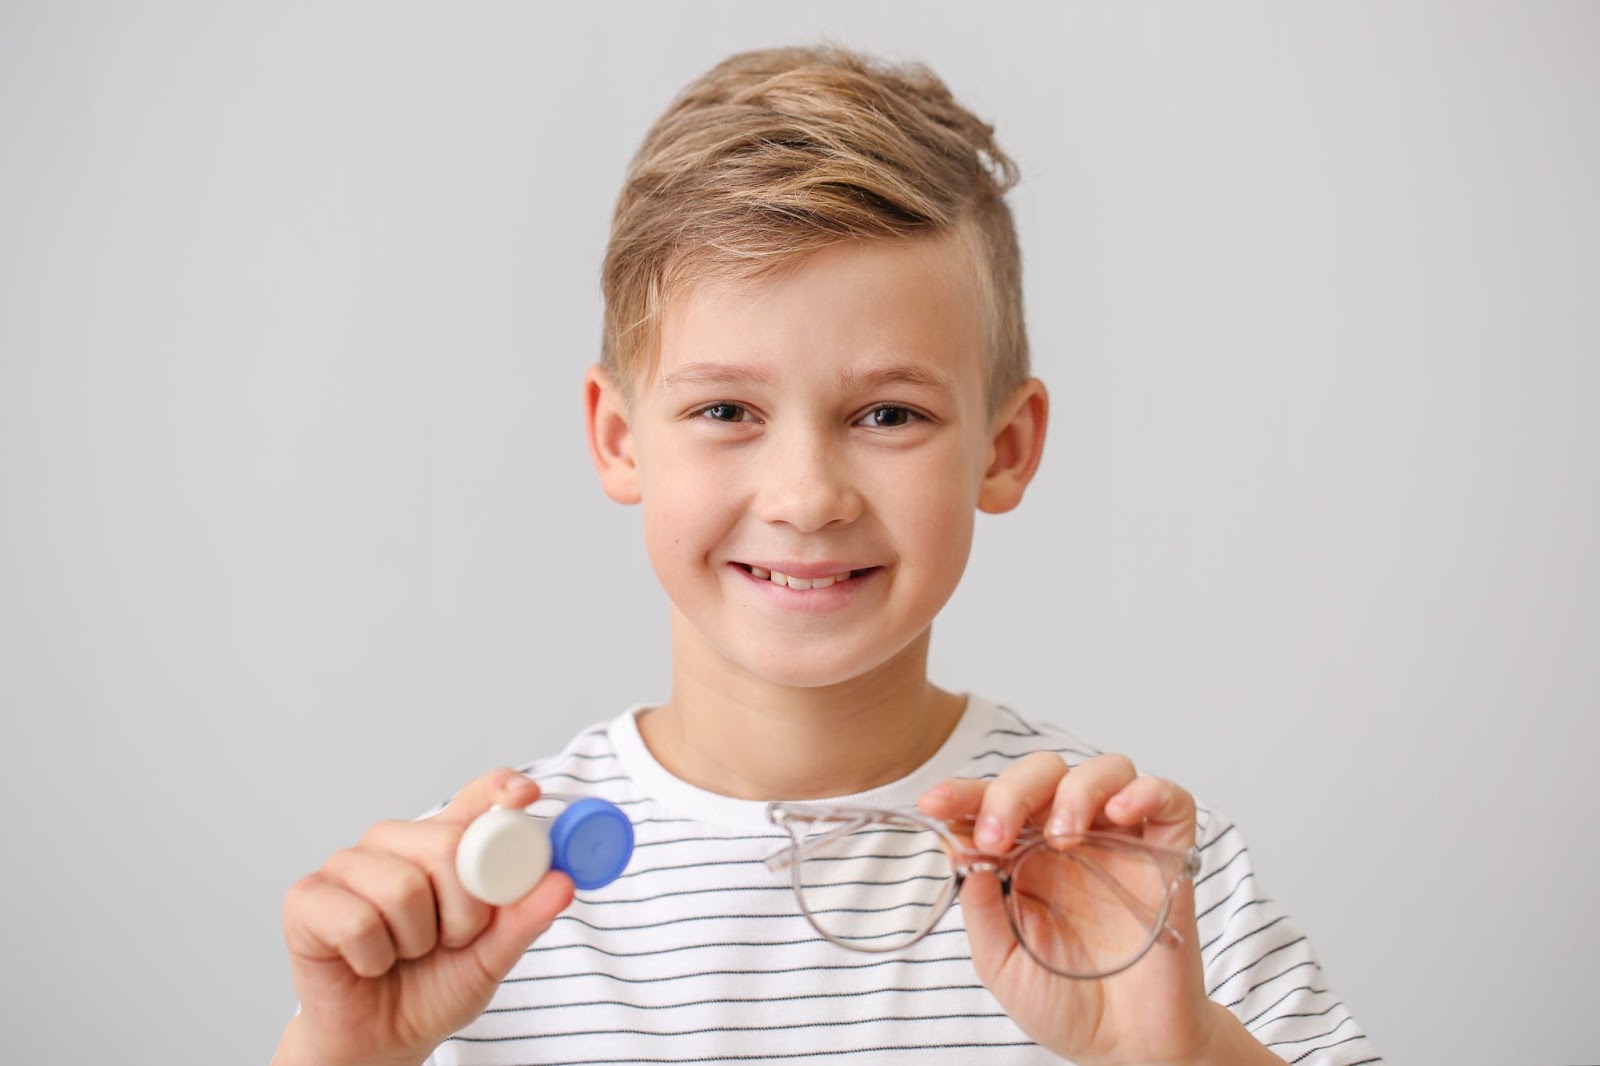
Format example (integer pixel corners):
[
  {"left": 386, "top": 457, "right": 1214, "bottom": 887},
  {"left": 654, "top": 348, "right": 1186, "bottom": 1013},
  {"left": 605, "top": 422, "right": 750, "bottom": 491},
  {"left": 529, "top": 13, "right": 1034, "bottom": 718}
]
[
  {"left": 584, "top": 364, "right": 641, "bottom": 505},
  {"left": 977, "top": 377, "right": 1049, "bottom": 514}
]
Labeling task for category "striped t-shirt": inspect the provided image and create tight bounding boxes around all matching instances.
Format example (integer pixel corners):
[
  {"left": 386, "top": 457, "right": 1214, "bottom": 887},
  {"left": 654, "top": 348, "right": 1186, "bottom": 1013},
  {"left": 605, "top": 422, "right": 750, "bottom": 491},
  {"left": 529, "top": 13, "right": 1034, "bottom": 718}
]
[{"left": 425, "top": 695, "right": 1381, "bottom": 1065}]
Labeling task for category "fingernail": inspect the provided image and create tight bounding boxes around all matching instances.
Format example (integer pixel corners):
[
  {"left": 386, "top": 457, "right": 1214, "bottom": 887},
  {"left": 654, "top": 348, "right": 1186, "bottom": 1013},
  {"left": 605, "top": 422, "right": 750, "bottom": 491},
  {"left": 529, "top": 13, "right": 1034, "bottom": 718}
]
[
  {"left": 976, "top": 816, "right": 1004, "bottom": 850},
  {"left": 1046, "top": 817, "right": 1071, "bottom": 839},
  {"left": 500, "top": 773, "right": 537, "bottom": 803}
]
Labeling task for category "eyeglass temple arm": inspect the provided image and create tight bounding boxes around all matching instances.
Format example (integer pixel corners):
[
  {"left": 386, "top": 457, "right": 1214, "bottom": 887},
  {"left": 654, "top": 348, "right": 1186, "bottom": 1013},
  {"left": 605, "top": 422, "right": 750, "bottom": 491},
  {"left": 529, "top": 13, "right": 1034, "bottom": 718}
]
[
  {"left": 763, "top": 844, "right": 799, "bottom": 873},
  {"left": 762, "top": 816, "right": 874, "bottom": 873}
]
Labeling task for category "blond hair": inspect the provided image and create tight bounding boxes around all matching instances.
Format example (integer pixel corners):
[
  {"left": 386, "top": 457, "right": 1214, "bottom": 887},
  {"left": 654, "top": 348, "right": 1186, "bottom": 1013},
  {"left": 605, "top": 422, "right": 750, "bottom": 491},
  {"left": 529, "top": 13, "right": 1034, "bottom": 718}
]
[{"left": 600, "top": 44, "right": 1028, "bottom": 413}]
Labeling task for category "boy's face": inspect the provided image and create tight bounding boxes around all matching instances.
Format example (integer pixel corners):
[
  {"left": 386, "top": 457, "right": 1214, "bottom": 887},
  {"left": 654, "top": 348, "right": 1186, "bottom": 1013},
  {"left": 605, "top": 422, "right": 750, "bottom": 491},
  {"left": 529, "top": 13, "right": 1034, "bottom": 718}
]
[{"left": 587, "top": 236, "right": 1046, "bottom": 691}]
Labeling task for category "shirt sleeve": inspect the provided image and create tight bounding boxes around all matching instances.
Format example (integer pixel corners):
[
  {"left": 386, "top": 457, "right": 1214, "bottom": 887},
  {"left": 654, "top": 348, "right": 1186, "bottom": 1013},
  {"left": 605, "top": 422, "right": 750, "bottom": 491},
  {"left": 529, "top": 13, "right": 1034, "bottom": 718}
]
[{"left": 1193, "top": 806, "right": 1384, "bottom": 1065}]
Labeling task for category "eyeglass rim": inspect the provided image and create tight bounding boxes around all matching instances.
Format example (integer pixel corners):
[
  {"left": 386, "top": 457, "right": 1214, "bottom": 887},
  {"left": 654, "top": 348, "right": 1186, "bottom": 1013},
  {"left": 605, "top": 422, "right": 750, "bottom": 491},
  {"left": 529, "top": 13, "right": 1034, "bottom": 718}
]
[{"left": 764, "top": 801, "right": 1202, "bottom": 978}]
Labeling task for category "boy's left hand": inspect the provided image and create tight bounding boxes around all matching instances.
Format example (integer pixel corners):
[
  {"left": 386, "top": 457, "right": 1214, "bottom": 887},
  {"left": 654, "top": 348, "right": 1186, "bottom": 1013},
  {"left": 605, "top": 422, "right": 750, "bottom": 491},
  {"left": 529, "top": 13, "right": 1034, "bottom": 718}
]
[{"left": 918, "top": 752, "right": 1228, "bottom": 1066}]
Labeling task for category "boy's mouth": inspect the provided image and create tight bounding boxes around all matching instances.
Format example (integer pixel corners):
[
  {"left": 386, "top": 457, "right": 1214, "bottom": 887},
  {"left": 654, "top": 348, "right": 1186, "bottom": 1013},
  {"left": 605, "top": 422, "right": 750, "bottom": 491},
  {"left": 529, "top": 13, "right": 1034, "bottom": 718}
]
[{"left": 734, "top": 563, "right": 876, "bottom": 590}]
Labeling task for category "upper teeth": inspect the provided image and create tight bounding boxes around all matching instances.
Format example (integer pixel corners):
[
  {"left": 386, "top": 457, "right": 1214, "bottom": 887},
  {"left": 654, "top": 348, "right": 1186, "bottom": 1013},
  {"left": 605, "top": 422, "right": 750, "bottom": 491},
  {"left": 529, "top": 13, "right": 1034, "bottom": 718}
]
[{"left": 749, "top": 566, "right": 852, "bottom": 590}]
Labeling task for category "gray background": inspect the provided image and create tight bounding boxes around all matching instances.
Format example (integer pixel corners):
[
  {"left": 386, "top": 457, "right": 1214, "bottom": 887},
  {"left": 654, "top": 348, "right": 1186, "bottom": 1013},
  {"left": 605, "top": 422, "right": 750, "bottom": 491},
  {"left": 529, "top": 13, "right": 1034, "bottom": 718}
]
[{"left": 2, "top": 2, "right": 1596, "bottom": 1063}]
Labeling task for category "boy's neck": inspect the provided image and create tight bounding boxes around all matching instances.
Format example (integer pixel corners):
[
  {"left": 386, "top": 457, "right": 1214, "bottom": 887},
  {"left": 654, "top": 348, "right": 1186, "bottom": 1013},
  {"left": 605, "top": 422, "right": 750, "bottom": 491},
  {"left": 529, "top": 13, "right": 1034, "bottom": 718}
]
[{"left": 637, "top": 619, "right": 967, "bottom": 801}]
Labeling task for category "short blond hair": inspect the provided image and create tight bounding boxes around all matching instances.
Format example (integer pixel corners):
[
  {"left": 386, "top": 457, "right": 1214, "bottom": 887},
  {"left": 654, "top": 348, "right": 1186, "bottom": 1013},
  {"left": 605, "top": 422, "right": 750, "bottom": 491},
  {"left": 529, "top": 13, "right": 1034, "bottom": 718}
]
[{"left": 600, "top": 44, "right": 1028, "bottom": 412}]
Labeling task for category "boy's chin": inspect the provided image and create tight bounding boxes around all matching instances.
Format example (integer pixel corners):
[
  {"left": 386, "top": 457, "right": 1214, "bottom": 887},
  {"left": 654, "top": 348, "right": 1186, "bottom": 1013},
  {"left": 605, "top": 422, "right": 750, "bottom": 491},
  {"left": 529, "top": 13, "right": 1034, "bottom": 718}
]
[
  {"left": 723, "top": 638, "right": 924, "bottom": 692},
  {"left": 746, "top": 662, "right": 871, "bottom": 690}
]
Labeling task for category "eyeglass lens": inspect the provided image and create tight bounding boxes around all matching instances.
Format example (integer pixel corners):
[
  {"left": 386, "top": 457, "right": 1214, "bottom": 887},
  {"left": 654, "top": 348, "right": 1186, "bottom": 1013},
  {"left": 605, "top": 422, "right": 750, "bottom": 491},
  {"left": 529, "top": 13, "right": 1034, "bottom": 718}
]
[
  {"left": 791, "top": 819, "right": 958, "bottom": 951},
  {"left": 1006, "top": 839, "right": 1172, "bottom": 977}
]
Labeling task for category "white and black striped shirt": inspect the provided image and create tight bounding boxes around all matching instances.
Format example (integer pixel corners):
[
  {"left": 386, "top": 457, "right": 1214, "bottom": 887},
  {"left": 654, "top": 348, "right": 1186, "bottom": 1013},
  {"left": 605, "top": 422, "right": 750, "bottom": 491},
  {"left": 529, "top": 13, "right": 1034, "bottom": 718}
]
[{"left": 425, "top": 695, "right": 1381, "bottom": 1065}]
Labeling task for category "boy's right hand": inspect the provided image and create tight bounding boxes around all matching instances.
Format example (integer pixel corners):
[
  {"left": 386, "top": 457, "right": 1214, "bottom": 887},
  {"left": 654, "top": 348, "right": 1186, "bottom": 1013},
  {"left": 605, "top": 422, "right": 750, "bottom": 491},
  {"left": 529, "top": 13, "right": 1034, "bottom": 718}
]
[{"left": 273, "top": 770, "right": 576, "bottom": 1066}]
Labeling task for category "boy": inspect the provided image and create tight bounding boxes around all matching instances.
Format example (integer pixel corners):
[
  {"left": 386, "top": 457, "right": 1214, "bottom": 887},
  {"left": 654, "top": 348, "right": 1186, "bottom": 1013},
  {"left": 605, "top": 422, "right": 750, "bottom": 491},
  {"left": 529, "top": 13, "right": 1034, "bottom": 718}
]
[{"left": 273, "top": 45, "right": 1380, "bottom": 1066}]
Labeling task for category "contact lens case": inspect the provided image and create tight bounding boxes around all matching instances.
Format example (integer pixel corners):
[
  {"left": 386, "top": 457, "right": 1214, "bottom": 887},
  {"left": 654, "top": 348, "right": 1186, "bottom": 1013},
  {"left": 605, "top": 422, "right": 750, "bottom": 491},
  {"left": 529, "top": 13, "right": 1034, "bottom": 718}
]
[{"left": 456, "top": 794, "right": 633, "bottom": 904}]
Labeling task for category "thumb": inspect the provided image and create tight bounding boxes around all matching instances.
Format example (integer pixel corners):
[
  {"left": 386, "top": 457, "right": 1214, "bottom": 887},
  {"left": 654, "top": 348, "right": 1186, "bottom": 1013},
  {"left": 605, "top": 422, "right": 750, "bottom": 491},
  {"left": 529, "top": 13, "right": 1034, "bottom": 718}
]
[
  {"left": 958, "top": 874, "right": 1023, "bottom": 981},
  {"left": 469, "top": 869, "right": 577, "bottom": 981},
  {"left": 435, "top": 768, "right": 543, "bottom": 828}
]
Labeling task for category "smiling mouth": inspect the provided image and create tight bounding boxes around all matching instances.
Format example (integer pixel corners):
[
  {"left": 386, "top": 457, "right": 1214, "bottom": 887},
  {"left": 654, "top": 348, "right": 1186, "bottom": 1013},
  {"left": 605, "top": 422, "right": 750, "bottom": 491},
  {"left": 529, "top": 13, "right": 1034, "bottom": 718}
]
[{"left": 735, "top": 563, "right": 876, "bottom": 590}]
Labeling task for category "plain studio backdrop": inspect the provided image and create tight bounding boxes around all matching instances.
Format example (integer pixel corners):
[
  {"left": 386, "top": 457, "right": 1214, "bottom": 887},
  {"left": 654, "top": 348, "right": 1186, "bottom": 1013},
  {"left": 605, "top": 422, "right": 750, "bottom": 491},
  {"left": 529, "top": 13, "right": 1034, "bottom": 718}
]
[{"left": 2, "top": 2, "right": 1596, "bottom": 1063}]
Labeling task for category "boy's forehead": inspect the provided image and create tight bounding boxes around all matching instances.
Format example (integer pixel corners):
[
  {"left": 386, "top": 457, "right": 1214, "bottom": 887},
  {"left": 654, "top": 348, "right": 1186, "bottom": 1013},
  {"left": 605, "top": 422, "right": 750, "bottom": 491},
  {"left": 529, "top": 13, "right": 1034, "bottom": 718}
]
[{"left": 642, "top": 237, "right": 988, "bottom": 396}]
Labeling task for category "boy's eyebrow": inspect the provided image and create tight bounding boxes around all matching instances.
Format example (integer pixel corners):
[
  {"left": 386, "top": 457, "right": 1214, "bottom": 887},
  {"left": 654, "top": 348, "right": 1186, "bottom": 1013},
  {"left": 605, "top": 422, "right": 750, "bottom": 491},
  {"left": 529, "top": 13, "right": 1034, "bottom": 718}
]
[
  {"left": 658, "top": 362, "right": 775, "bottom": 390},
  {"left": 658, "top": 361, "right": 957, "bottom": 395},
  {"left": 838, "top": 363, "right": 957, "bottom": 395}
]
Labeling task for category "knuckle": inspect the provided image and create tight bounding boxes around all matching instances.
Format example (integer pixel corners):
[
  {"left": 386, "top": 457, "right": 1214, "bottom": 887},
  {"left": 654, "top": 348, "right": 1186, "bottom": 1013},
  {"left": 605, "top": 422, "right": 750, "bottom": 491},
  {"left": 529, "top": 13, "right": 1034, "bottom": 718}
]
[
  {"left": 324, "top": 846, "right": 363, "bottom": 873},
  {"left": 338, "top": 899, "right": 386, "bottom": 947},
  {"left": 1097, "top": 752, "right": 1137, "bottom": 780},
  {"left": 285, "top": 870, "right": 321, "bottom": 900},
  {"left": 383, "top": 865, "right": 434, "bottom": 912},
  {"left": 439, "top": 902, "right": 491, "bottom": 949},
  {"left": 357, "top": 819, "right": 407, "bottom": 848},
  {"left": 282, "top": 873, "right": 323, "bottom": 924},
  {"left": 1088, "top": 745, "right": 1139, "bottom": 781},
  {"left": 1022, "top": 750, "right": 1067, "bottom": 773}
]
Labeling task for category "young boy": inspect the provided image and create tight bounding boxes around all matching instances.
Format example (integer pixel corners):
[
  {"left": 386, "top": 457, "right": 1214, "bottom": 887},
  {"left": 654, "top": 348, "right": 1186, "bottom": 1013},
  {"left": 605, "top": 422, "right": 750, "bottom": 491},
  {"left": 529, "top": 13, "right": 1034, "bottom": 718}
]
[{"left": 273, "top": 45, "right": 1380, "bottom": 1066}]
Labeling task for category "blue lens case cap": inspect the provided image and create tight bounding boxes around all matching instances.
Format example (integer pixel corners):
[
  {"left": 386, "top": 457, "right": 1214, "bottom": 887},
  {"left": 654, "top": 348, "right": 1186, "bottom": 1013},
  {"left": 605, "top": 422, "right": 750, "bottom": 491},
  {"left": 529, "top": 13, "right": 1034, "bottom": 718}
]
[{"left": 549, "top": 797, "right": 634, "bottom": 890}]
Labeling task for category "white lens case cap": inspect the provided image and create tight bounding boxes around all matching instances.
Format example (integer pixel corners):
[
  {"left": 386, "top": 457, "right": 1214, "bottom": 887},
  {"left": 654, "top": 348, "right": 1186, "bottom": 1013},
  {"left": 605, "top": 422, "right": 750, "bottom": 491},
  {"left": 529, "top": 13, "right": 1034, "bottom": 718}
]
[{"left": 455, "top": 805, "right": 553, "bottom": 906}]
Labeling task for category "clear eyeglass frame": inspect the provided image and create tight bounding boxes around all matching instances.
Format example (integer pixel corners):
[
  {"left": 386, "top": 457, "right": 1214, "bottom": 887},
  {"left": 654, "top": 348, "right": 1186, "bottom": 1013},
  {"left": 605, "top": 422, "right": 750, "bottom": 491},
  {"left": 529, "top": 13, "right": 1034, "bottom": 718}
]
[{"left": 764, "top": 802, "right": 1203, "bottom": 980}]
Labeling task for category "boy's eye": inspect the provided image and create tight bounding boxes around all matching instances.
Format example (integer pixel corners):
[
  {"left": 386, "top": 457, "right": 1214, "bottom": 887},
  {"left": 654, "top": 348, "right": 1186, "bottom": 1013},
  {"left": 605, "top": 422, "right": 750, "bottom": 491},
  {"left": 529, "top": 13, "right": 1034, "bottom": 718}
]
[
  {"left": 859, "top": 405, "right": 917, "bottom": 428},
  {"left": 699, "top": 403, "right": 749, "bottom": 422}
]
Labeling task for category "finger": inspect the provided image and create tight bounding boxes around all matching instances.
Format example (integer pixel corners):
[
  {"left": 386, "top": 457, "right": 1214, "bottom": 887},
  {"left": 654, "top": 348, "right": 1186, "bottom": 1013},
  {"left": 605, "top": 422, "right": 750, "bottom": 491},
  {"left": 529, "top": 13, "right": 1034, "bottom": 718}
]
[
  {"left": 916, "top": 777, "right": 987, "bottom": 821},
  {"left": 919, "top": 755, "right": 1072, "bottom": 851},
  {"left": 318, "top": 847, "right": 439, "bottom": 961},
  {"left": 470, "top": 869, "right": 577, "bottom": 981},
  {"left": 974, "top": 751, "right": 1070, "bottom": 852},
  {"left": 1102, "top": 774, "right": 1198, "bottom": 850},
  {"left": 432, "top": 768, "right": 542, "bottom": 828},
  {"left": 283, "top": 873, "right": 399, "bottom": 979},
  {"left": 1104, "top": 778, "right": 1204, "bottom": 949},
  {"left": 1045, "top": 752, "right": 1138, "bottom": 838},
  {"left": 360, "top": 818, "right": 494, "bottom": 950}
]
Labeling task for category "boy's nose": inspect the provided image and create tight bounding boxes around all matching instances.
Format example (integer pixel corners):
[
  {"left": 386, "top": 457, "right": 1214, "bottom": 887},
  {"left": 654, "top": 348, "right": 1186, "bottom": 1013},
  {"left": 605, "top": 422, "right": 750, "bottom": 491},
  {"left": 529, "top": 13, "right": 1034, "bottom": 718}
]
[{"left": 752, "top": 437, "right": 864, "bottom": 533}]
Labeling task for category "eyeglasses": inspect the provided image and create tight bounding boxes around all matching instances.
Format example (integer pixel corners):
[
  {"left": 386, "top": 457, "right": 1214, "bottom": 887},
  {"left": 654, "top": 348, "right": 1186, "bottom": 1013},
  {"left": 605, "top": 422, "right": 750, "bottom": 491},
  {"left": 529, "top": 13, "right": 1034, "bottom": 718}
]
[{"left": 764, "top": 803, "right": 1201, "bottom": 979}]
